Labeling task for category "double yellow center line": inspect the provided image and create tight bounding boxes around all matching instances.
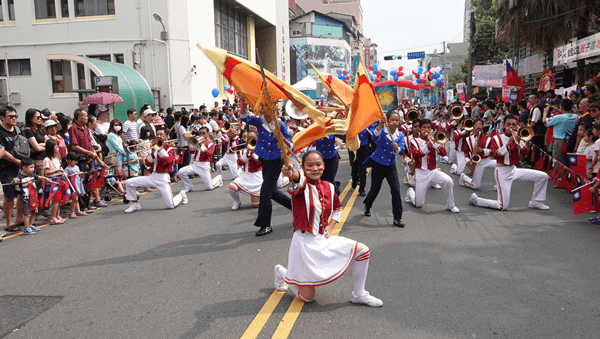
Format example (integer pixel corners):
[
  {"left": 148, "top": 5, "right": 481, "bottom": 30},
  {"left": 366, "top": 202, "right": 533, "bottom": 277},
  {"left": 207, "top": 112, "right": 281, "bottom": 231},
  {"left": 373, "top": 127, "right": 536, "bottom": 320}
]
[{"left": 241, "top": 170, "right": 367, "bottom": 338}]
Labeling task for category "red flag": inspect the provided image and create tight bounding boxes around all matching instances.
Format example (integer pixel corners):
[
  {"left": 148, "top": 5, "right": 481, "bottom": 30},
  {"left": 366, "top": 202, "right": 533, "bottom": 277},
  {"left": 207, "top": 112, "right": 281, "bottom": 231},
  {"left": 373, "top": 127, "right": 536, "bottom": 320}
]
[
  {"left": 568, "top": 153, "right": 587, "bottom": 178},
  {"left": 27, "top": 181, "right": 39, "bottom": 212},
  {"left": 556, "top": 168, "right": 570, "bottom": 189},
  {"left": 562, "top": 170, "right": 579, "bottom": 192},
  {"left": 573, "top": 183, "right": 594, "bottom": 214},
  {"left": 45, "top": 180, "right": 60, "bottom": 208},
  {"left": 551, "top": 162, "right": 561, "bottom": 185},
  {"left": 534, "top": 153, "right": 547, "bottom": 171},
  {"left": 87, "top": 169, "right": 98, "bottom": 191},
  {"left": 53, "top": 178, "right": 65, "bottom": 204}
]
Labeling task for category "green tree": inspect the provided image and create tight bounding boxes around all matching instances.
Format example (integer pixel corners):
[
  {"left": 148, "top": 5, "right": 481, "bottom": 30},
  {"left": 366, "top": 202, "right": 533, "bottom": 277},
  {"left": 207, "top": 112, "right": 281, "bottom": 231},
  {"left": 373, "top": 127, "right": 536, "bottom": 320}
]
[
  {"left": 447, "top": 70, "right": 466, "bottom": 89},
  {"left": 472, "top": 0, "right": 511, "bottom": 66}
]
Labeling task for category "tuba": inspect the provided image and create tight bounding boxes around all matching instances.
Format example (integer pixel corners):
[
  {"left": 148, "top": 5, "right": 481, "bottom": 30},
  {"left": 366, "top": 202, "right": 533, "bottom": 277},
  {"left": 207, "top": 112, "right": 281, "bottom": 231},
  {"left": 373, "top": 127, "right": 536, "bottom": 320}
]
[
  {"left": 463, "top": 118, "right": 475, "bottom": 131},
  {"left": 450, "top": 105, "right": 464, "bottom": 120},
  {"left": 405, "top": 109, "right": 421, "bottom": 125}
]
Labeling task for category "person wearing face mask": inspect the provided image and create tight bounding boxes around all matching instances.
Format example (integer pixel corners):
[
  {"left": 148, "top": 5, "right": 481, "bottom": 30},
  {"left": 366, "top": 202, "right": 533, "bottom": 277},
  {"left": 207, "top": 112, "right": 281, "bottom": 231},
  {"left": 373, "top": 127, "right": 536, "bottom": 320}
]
[
  {"left": 107, "top": 119, "right": 127, "bottom": 189},
  {"left": 469, "top": 115, "right": 549, "bottom": 211}
]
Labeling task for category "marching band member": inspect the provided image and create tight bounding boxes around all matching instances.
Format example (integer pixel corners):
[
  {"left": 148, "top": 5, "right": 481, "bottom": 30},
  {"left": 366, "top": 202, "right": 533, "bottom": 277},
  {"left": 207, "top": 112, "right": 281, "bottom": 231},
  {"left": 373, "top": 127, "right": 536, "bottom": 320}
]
[
  {"left": 349, "top": 127, "right": 370, "bottom": 196},
  {"left": 459, "top": 119, "right": 497, "bottom": 190},
  {"left": 450, "top": 118, "right": 470, "bottom": 175},
  {"left": 469, "top": 115, "right": 549, "bottom": 210},
  {"left": 405, "top": 119, "right": 460, "bottom": 213},
  {"left": 124, "top": 127, "right": 188, "bottom": 213},
  {"left": 363, "top": 111, "right": 406, "bottom": 228},
  {"left": 179, "top": 127, "right": 223, "bottom": 192},
  {"left": 215, "top": 126, "right": 239, "bottom": 180},
  {"left": 274, "top": 150, "right": 383, "bottom": 307},
  {"left": 239, "top": 93, "right": 293, "bottom": 237},
  {"left": 228, "top": 131, "right": 261, "bottom": 210}
]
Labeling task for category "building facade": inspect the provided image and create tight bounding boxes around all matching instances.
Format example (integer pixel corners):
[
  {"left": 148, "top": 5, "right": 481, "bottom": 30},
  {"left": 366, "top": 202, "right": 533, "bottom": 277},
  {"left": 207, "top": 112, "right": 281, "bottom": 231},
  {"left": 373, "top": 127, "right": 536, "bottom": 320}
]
[{"left": 0, "top": 0, "right": 289, "bottom": 121}]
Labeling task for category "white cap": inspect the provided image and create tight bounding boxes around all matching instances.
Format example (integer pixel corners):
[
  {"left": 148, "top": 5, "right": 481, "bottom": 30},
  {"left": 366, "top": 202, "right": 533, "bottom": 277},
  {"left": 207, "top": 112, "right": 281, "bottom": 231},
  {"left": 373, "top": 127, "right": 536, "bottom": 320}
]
[
  {"left": 44, "top": 119, "right": 57, "bottom": 128},
  {"left": 143, "top": 108, "right": 156, "bottom": 116}
]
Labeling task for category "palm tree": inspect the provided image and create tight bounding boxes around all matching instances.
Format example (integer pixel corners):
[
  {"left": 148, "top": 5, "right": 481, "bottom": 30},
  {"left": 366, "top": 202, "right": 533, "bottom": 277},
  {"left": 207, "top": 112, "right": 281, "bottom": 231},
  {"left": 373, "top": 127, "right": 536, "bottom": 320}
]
[{"left": 497, "top": 0, "right": 600, "bottom": 84}]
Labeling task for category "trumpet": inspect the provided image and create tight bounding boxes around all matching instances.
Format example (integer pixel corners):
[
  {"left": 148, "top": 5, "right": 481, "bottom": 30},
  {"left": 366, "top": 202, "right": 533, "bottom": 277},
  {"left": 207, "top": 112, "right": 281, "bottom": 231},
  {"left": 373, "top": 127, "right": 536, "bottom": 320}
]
[
  {"left": 152, "top": 137, "right": 177, "bottom": 151},
  {"left": 220, "top": 121, "right": 240, "bottom": 134},
  {"left": 450, "top": 105, "right": 464, "bottom": 120},
  {"left": 463, "top": 118, "right": 475, "bottom": 131},
  {"left": 188, "top": 136, "right": 206, "bottom": 151},
  {"left": 405, "top": 109, "right": 421, "bottom": 125}
]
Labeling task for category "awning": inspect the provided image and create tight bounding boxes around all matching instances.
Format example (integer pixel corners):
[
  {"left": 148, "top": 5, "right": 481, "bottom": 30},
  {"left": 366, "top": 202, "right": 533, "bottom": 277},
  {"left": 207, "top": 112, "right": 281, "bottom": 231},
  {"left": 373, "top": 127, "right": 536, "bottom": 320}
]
[{"left": 47, "top": 55, "right": 153, "bottom": 121}]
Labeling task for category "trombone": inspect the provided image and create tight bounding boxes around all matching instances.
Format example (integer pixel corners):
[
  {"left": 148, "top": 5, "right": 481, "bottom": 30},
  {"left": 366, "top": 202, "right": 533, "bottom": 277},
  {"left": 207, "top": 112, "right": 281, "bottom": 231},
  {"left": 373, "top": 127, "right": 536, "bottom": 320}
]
[
  {"left": 247, "top": 136, "right": 257, "bottom": 150},
  {"left": 220, "top": 121, "right": 240, "bottom": 134},
  {"left": 126, "top": 138, "right": 177, "bottom": 151},
  {"left": 428, "top": 129, "right": 450, "bottom": 145},
  {"left": 152, "top": 137, "right": 177, "bottom": 151},
  {"left": 512, "top": 125, "right": 534, "bottom": 145}
]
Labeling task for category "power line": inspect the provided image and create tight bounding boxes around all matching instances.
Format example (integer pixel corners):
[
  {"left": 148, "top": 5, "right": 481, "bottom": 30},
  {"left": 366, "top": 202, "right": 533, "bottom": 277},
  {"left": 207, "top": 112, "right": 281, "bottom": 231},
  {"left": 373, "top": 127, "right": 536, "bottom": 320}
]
[{"left": 521, "top": 3, "right": 595, "bottom": 25}]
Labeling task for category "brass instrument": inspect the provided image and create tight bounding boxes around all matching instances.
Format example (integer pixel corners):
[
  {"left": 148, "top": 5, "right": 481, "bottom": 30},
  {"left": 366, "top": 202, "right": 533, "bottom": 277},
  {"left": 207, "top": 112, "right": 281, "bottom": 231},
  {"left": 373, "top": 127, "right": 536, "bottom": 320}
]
[
  {"left": 188, "top": 136, "right": 206, "bottom": 151},
  {"left": 152, "top": 137, "right": 177, "bottom": 151},
  {"left": 466, "top": 132, "right": 483, "bottom": 177},
  {"left": 127, "top": 140, "right": 153, "bottom": 151},
  {"left": 220, "top": 121, "right": 240, "bottom": 134},
  {"left": 463, "top": 118, "right": 475, "bottom": 131},
  {"left": 247, "top": 136, "right": 257, "bottom": 150},
  {"left": 429, "top": 129, "right": 450, "bottom": 144},
  {"left": 517, "top": 126, "right": 534, "bottom": 142},
  {"left": 450, "top": 105, "right": 464, "bottom": 120},
  {"left": 405, "top": 109, "right": 421, "bottom": 125}
]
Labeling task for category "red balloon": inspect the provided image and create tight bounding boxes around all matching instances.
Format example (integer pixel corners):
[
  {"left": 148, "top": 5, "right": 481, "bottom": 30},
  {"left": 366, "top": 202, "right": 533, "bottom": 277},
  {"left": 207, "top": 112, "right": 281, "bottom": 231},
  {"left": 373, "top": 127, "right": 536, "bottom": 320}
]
[
  {"left": 342, "top": 70, "right": 347, "bottom": 75},
  {"left": 399, "top": 66, "right": 403, "bottom": 71},
  {"left": 377, "top": 71, "right": 382, "bottom": 76},
  {"left": 440, "top": 82, "right": 444, "bottom": 86},
  {"left": 369, "top": 65, "right": 375, "bottom": 71},
  {"left": 227, "top": 88, "right": 234, "bottom": 94},
  {"left": 399, "top": 72, "right": 404, "bottom": 76}
]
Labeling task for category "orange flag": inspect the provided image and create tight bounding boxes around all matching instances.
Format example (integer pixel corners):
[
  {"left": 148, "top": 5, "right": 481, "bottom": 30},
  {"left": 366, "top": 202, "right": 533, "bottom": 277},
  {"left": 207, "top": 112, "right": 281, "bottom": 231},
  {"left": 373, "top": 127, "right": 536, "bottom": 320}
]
[
  {"left": 198, "top": 44, "right": 326, "bottom": 128},
  {"left": 292, "top": 117, "right": 348, "bottom": 153},
  {"left": 346, "top": 53, "right": 383, "bottom": 151},
  {"left": 312, "top": 65, "right": 353, "bottom": 106}
]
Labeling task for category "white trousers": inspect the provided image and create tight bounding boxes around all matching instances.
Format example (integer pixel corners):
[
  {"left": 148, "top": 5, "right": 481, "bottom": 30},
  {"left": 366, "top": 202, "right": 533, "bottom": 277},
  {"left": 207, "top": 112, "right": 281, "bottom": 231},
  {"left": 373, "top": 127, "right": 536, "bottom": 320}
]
[
  {"left": 463, "top": 157, "right": 497, "bottom": 190},
  {"left": 451, "top": 151, "right": 467, "bottom": 175},
  {"left": 446, "top": 142, "right": 456, "bottom": 163},
  {"left": 475, "top": 166, "right": 549, "bottom": 210},
  {"left": 216, "top": 153, "right": 238, "bottom": 179},
  {"left": 407, "top": 168, "right": 456, "bottom": 208},
  {"left": 179, "top": 162, "right": 222, "bottom": 191},
  {"left": 403, "top": 163, "right": 415, "bottom": 186},
  {"left": 125, "top": 172, "right": 182, "bottom": 209}
]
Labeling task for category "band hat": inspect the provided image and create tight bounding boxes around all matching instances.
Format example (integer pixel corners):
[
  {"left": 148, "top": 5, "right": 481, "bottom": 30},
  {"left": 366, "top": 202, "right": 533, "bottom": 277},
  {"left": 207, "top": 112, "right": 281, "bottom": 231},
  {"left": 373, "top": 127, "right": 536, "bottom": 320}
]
[
  {"left": 285, "top": 100, "right": 308, "bottom": 120},
  {"left": 143, "top": 108, "right": 157, "bottom": 116},
  {"left": 43, "top": 119, "right": 57, "bottom": 128}
]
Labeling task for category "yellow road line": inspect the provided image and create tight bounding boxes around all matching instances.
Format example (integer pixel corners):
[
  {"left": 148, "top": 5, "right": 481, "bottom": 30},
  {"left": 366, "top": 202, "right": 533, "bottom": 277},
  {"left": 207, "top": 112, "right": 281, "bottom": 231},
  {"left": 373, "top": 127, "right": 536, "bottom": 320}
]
[
  {"left": 271, "top": 297, "right": 305, "bottom": 338},
  {"left": 240, "top": 290, "right": 286, "bottom": 339}
]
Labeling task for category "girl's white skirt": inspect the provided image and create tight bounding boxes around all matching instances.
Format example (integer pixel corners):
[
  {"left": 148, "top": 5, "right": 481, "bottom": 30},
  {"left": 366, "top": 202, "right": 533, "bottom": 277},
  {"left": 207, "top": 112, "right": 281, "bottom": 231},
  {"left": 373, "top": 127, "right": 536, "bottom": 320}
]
[
  {"left": 230, "top": 171, "right": 262, "bottom": 197},
  {"left": 285, "top": 230, "right": 357, "bottom": 287}
]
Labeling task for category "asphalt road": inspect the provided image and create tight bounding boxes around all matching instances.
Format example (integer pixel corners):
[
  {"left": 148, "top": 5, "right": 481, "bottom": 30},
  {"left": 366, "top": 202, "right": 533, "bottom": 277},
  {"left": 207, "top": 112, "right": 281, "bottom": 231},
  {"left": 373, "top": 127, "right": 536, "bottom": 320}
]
[{"left": 1, "top": 152, "right": 600, "bottom": 339}]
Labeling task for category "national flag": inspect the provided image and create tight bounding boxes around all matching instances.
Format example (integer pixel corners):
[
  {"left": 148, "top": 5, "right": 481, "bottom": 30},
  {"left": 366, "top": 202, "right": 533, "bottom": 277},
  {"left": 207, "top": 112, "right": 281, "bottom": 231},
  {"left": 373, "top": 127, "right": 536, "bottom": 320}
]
[
  {"left": 45, "top": 180, "right": 60, "bottom": 207},
  {"left": 534, "top": 152, "right": 547, "bottom": 171},
  {"left": 505, "top": 60, "right": 525, "bottom": 101},
  {"left": 87, "top": 169, "right": 98, "bottom": 191},
  {"left": 27, "top": 181, "right": 39, "bottom": 212},
  {"left": 551, "top": 162, "right": 562, "bottom": 186},
  {"left": 197, "top": 44, "right": 326, "bottom": 128},
  {"left": 37, "top": 181, "right": 45, "bottom": 208},
  {"left": 573, "top": 183, "right": 594, "bottom": 214},
  {"left": 97, "top": 169, "right": 106, "bottom": 190},
  {"left": 62, "top": 177, "right": 73, "bottom": 205},
  {"left": 52, "top": 178, "right": 65, "bottom": 204},
  {"left": 561, "top": 170, "right": 579, "bottom": 192},
  {"left": 568, "top": 153, "right": 587, "bottom": 178},
  {"left": 346, "top": 52, "right": 384, "bottom": 151},
  {"left": 547, "top": 158, "right": 556, "bottom": 175}
]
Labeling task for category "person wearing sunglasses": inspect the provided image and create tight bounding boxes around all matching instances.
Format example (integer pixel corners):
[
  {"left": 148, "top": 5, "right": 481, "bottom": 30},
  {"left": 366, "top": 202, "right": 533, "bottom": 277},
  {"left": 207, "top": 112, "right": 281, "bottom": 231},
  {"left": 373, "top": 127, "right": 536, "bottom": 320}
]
[{"left": 0, "top": 106, "right": 26, "bottom": 232}]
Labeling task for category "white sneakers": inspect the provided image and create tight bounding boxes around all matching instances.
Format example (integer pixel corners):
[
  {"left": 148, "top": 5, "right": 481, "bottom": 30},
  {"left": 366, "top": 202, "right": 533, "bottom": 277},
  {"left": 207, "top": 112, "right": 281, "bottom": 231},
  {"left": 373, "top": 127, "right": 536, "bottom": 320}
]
[
  {"left": 448, "top": 206, "right": 460, "bottom": 213},
  {"left": 180, "top": 190, "right": 188, "bottom": 204},
  {"left": 529, "top": 201, "right": 550, "bottom": 210},
  {"left": 459, "top": 173, "right": 467, "bottom": 186},
  {"left": 274, "top": 265, "right": 288, "bottom": 292},
  {"left": 405, "top": 187, "right": 414, "bottom": 203},
  {"left": 469, "top": 193, "right": 478, "bottom": 206},
  {"left": 124, "top": 202, "right": 141, "bottom": 213},
  {"left": 351, "top": 291, "right": 383, "bottom": 307},
  {"left": 231, "top": 201, "right": 241, "bottom": 210},
  {"left": 430, "top": 183, "right": 442, "bottom": 189},
  {"left": 450, "top": 164, "right": 458, "bottom": 174}
]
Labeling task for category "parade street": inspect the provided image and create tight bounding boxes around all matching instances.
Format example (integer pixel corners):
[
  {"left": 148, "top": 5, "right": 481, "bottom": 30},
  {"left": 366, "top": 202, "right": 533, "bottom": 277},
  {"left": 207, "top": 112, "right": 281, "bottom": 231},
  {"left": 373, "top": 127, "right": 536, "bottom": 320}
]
[{"left": 1, "top": 152, "right": 599, "bottom": 339}]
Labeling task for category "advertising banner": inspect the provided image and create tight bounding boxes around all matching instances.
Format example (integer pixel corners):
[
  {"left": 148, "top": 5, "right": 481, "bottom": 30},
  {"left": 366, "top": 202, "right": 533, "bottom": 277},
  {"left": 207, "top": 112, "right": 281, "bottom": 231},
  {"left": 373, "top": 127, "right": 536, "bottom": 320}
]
[{"left": 473, "top": 64, "right": 503, "bottom": 87}]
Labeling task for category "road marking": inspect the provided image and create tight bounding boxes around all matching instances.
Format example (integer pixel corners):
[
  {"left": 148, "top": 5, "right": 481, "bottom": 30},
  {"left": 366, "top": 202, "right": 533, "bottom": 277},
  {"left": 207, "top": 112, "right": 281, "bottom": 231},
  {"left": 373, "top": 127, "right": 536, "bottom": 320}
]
[
  {"left": 271, "top": 297, "right": 304, "bottom": 338},
  {"left": 240, "top": 291, "right": 286, "bottom": 339}
]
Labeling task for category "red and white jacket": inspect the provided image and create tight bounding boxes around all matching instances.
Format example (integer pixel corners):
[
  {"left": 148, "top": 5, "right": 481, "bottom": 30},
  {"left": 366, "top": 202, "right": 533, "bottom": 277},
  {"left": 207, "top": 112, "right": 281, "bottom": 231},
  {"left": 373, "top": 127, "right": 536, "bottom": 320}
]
[
  {"left": 237, "top": 149, "right": 261, "bottom": 173},
  {"left": 288, "top": 172, "right": 343, "bottom": 235},
  {"left": 490, "top": 133, "right": 529, "bottom": 166},
  {"left": 144, "top": 145, "right": 176, "bottom": 173},
  {"left": 221, "top": 134, "right": 239, "bottom": 154},
  {"left": 453, "top": 128, "right": 470, "bottom": 151},
  {"left": 191, "top": 139, "right": 215, "bottom": 162},
  {"left": 464, "top": 133, "right": 492, "bottom": 159},
  {"left": 410, "top": 136, "right": 447, "bottom": 170}
]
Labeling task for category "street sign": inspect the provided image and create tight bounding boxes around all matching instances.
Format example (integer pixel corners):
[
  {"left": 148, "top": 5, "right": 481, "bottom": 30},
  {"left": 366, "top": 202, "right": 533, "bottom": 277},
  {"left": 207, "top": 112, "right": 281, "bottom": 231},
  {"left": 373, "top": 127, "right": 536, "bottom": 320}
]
[{"left": 407, "top": 51, "right": 425, "bottom": 60}]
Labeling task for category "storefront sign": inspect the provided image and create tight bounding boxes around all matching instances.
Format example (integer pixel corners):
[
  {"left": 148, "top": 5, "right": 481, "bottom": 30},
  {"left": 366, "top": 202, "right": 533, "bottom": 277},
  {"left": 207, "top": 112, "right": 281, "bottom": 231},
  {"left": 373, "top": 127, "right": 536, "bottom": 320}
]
[{"left": 554, "top": 32, "right": 600, "bottom": 66}]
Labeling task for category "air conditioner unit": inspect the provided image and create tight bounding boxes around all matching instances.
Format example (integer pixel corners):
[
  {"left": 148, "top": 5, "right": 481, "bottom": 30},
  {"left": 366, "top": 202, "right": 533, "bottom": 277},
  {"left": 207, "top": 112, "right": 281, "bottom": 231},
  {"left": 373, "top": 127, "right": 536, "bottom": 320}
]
[
  {"left": 0, "top": 79, "right": 7, "bottom": 104},
  {"left": 10, "top": 92, "right": 21, "bottom": 104}
]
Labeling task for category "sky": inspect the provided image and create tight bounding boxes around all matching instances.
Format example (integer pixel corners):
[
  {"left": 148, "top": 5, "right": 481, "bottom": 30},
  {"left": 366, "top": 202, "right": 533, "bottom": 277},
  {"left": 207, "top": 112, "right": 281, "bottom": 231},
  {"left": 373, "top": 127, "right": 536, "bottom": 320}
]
[{"left": 361, "top": 0, "right": 467, "bottom": 73}]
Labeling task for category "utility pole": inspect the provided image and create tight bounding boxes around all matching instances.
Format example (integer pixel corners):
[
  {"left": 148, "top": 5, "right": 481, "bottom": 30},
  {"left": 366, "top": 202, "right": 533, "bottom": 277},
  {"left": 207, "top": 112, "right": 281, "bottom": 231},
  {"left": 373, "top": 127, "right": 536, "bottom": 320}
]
[
  {"left": 467, "top": 11, "right": 475, "bottom": 100},
  {"left": 512, "top": 0, "right": 521, "bottom": 73}
]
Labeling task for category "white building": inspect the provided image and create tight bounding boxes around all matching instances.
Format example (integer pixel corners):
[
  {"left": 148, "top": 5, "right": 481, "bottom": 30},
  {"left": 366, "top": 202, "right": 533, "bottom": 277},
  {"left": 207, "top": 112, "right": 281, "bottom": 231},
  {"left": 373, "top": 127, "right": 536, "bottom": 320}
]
[{"left": 0, "top": 0, "right": 289, "bottom": 122}]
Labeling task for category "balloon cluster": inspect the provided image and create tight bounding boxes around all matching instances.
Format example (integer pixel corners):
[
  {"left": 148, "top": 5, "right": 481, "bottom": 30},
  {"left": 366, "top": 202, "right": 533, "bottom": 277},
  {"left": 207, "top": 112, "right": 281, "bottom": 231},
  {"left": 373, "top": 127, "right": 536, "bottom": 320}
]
[
  {"left": 320, "top": 95, "right": 325, "bottom": 106},
  {"left": 368, "top": 64, "right": 383, "bottom": 83},
  {"left": 390, "top": 66, "right": 404, "bottom": 82},
  {"left": 223, "top": 86, "right": 234, "bottom": 94},
  {"left": 412, "top": 67, "right": 444, "bottom": 87},
  {"left": 336, "top": 69, "right": 351, "bottom": 84}
]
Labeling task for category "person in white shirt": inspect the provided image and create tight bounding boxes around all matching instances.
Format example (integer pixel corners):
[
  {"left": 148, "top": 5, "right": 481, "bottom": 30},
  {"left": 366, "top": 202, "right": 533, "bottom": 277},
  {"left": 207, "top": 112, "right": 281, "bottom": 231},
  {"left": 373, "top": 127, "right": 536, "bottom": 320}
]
[
  {"left": 94, "top": 107, "right": 110, "bottom": 135},
  {"left": 122, "top": 108, "right": 139, "bottom": 143}
]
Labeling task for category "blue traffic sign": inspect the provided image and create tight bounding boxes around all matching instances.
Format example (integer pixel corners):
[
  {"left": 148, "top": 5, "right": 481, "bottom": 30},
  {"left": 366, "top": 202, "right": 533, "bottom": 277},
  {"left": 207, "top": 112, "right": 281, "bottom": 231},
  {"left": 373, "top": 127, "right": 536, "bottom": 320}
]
[{"left": 407, "top": 51, "right": 425, "bottom": 60}]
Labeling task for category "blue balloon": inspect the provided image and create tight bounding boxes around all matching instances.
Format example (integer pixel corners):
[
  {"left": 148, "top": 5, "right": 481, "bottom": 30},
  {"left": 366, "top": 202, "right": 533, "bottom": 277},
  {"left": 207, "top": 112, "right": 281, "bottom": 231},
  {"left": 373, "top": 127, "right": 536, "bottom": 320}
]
[
  {"left": 212, "top": 88, "right": 220, "bottom": 98},
  {"left": 321, "top": 95, "right": 325, "bottom": 100},
  {"left": 390, "top": 71, "right": 397, "bottom": 76},
  {"left": 223, "top": 86, "right": 228, "bottom": 91},
  {"left": 394, "top": 76, "right": 399, "bottom": 82},
  {"left": 418, "top": 67, "right": 423, "bottom": 74},
  {"left": 373, "top": 64, "right": 378, "bottom": 70},
  {"left": 416, "top": 78, "right": 422, "bottom": 84},
  {"left": 338, "top": 74, "right": 343, "bottom": 80},
  {"left": 370, "top": 76, "right": 374, "bottom": 82}
]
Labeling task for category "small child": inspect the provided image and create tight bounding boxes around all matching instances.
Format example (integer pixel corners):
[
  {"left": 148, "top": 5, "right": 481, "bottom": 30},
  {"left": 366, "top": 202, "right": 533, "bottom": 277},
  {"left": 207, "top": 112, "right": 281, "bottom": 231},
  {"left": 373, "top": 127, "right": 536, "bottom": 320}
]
[
  {"left": 10, "top": 157, "right": 50, "bottom": 234},
  {"left": 43, "top": 139, "right": 65, "bottom": 224},
  {"left": 580, "top": 129, "right": 596, "bottom": 179},
  {"left": 64, "top": 152, "right": 86, "bottom": 218},
  {"left": 127, "top": 142, "right": 141, "bottom": 178}
]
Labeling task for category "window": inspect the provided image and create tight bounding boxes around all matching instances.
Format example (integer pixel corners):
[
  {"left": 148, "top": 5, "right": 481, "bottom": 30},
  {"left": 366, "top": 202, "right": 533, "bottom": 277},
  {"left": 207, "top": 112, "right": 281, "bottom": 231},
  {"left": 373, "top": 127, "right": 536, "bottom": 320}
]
[
  {"left": 61, "top": 0, "right": 69, "bottom": 18},
  {"left": 0, "top": 60, "right": 5, "bottom": 76},
  {"left": 313, "top": 25, "right": 342, "bottom": 38},
  {"left": 214, "top": 0, "right": 247, "bottom": 59},
  {"left": 51, "top": 60, "right": 73, "bottom": 93},
  {"left": 75, "top": 0, "right": 115, "bottom": 17},
  {"left": 77, "top": 63, "right": 86, "bottom": 89},
  {"left": 115, "top": 54, "right": 124, "bottom": 64},
  {"left": 8, "top": 0, "right": 15, "bottom": 21},
  {"left": 35, "top": 0, "right": 57, "bottom": 20},
  {"left": 7, "top": 59, "right": 31, "bottom": 76},
  {"left": 0, "top": 0, "right": 3, "bottom": 22}
]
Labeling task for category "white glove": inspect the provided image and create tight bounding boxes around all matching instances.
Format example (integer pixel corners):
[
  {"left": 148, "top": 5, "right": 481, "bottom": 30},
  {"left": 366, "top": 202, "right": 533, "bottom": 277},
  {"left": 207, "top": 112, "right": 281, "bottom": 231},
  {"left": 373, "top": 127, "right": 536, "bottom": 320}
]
[
  {"left": 158, "top": 149, "right": 168, "bottom": 158},
  {"left": 200, "top": 145, "right": 207, "bottom": 152},
  {"left": 147, "top": 151, "right": 156, "bottom": 163}
]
